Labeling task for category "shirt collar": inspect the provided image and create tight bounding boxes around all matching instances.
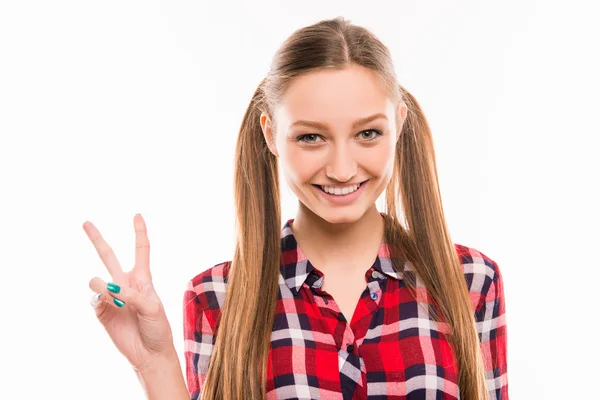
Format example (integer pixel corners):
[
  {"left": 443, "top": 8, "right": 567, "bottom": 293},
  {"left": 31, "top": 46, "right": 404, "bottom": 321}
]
[{"left": 280, "top": 212, "right": 406, "bottom": 296}]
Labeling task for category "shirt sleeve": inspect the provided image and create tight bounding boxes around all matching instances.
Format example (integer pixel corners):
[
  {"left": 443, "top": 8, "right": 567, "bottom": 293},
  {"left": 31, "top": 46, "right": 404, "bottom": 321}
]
[
  {"left": 183, "top": 279, "right": 215, "bottom": 400},
  {"left": 476, "top": 260, "right": 509, "bottom": 399}
]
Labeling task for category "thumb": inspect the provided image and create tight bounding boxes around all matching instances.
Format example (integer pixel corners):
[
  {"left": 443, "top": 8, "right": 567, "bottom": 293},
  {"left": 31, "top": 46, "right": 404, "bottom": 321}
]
[
  {"left": 89, "top": 290, "right": 118, "bottom": 327},
  {"left": 89, "top": 277, "right": 117, "bottom": 323}
]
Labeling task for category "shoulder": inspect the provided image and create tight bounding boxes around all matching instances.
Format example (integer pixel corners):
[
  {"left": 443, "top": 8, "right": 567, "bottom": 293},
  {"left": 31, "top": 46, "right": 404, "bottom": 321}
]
[
  {"left": 454, "top": 243, "right": 504, "bottom": 312},
  {"left": 183, "top": 261, "right": 232, "bottom": 330},
  {"left": 185, "top": 260, "right": 231, "bottom": 307}
]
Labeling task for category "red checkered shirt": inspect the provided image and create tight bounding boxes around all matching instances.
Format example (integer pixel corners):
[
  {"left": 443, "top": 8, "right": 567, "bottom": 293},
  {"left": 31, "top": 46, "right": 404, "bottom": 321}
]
[{"left": 183, "top": 214, "right": 509, "bottom": 399}]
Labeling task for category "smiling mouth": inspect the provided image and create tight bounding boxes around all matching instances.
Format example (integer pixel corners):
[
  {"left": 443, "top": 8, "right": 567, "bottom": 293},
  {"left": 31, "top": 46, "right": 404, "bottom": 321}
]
[{"left": 312, "top": 179, "right": 368, "bottom": 194}]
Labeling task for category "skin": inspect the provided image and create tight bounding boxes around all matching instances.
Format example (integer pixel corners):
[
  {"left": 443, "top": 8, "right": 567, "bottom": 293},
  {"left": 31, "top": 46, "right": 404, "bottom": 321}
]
[{"left": 260, "top": 64, "right": 407, "bottom": 322}]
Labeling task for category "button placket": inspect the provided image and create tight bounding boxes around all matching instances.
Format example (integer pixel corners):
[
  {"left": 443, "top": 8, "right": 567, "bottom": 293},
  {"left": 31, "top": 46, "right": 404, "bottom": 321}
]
[{"left": 368, "top": 269, "right": 386, "bottom": 302}]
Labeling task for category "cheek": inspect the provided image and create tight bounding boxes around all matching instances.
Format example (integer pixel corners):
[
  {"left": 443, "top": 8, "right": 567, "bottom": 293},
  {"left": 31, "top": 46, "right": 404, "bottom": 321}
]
[
  {"left": 359, "top": 143, "right": 396, "bottom": 175},
  {"left": 279, "top": 147, "right": 321, "bottom": 184},
  {"left": 381, "top": 145, "right": 397, "bottom": 172}
]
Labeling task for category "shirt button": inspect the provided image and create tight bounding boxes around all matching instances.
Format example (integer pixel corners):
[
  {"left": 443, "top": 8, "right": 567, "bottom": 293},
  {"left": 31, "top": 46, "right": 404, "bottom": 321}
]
[
  {"left": 313, "top": 279, "right": 323, "bottom": 288},
  {"left": 372, "top": 270, "right": 381, "bottom": 279},
  {"left": 346, "top": 344, "right": 354, "bottom": 353},
  {"left": 370, "top": 292, "right": 378, "bottom": 300}
]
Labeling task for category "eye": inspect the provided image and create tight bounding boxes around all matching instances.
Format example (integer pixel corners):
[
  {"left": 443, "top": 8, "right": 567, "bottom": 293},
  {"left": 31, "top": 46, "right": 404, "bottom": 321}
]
[
  {"left": 295, "top": 129, "right": 383, "bottom": 145},
  {"left": 358, "top": 129, "right": 383, "bottom": 141},
  {"left": 296, "top": 134, "right": 324, "bottom": 144}
]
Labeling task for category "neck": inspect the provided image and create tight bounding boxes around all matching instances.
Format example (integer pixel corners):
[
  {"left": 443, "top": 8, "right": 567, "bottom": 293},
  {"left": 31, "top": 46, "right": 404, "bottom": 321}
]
[{"left": 291, "top": 203, "right": 384, "bottom": 266}]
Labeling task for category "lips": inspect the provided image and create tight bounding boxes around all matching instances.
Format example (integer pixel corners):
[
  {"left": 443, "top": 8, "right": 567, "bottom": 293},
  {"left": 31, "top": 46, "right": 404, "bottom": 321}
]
[
  {"left": 313, "top": 179, "right": 368, "bottom": 192},
  {"left": 311, "top": 179, "right": 369, "bottom": 205},
  {"left": 312, "top": 180, "right": 369, "bottom": 197}
]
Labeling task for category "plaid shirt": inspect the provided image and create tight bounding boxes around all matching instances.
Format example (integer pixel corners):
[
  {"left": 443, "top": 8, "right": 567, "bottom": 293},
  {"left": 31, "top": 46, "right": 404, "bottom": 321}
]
[{"left": 184, "top": 214, "right": 508, "bottom": 399}]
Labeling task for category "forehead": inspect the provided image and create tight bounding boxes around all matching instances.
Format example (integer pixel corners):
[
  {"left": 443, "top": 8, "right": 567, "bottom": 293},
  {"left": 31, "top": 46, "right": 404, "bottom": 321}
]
[{"left": 275, "top": 65, "right": 394, "bottom": 127}]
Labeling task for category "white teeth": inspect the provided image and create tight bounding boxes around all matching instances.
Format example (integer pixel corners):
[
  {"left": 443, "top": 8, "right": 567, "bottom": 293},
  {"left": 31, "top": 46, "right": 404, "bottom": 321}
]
[{"left": 321, "top": 183, "right": 360, "bottom": 196}]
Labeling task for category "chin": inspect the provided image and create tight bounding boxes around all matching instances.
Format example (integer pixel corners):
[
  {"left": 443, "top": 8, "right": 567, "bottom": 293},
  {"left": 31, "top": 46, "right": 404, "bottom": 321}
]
[{"left": 311, "top": 205, "right": 369, "bottom": 225}]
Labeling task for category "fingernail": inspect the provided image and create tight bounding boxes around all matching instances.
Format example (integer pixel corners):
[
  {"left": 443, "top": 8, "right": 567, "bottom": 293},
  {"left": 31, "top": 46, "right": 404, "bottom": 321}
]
[
  {"left": 107, "top": 282, "right": 121, "bottom": 294},
  {"left": 90, "top": 293, "right": 102, "bottom": 306},
  {"left": 114, "top": 298, "right": 125, "bottom": 307}
]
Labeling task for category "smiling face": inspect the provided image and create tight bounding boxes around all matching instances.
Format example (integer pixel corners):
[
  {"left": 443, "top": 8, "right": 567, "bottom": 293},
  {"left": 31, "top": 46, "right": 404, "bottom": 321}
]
[{"left": 260, "top": 64, "right": 407, "bottom": 225}]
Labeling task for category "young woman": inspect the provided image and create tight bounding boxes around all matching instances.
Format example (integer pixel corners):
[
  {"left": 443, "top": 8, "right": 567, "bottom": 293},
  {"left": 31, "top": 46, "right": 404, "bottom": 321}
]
[{"left": 85, "top": 17, "right": 508, "bottom": 400}]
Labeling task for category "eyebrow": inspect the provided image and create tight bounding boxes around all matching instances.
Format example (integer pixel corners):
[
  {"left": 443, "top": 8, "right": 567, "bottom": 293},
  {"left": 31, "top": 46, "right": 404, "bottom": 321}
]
[{"left": 289, "top": 113, "right": 388, "bottom": 130}]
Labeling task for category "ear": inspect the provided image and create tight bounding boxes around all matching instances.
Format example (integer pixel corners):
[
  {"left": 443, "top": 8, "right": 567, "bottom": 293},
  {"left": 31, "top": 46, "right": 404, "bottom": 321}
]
[
  {"left": 260, "top": 112, "right": 279, "bottom": 157},
  {"left": 395, "top": 101, "right": 408, "bottom": 142}
]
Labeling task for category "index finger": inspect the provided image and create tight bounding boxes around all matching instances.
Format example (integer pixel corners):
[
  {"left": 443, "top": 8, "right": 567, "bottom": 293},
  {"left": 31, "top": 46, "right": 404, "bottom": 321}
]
[
  {"left": 82, "top": 220, "right": 125, "bottom": 280},
  {"left": 133, "top": 214, "right": 151, "bottom": 280}
]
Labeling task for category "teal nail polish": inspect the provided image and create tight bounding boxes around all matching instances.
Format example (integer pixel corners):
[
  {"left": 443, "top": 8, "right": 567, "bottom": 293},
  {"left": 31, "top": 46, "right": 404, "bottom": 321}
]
[
  {"left": 114, "top": 298, "right": 125, "bottom": 307},
  {"left": 107, "top": 282, "right": 121, "bottom": 294}
]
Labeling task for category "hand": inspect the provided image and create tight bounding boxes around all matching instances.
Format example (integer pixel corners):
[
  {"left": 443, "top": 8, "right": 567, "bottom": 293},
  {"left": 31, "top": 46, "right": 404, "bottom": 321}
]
[{"left": 84, "top": 214, "right": 175, "bottom": 372}]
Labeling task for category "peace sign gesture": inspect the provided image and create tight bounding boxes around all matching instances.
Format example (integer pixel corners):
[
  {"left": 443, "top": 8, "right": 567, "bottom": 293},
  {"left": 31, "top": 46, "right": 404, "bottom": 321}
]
[{"left": 84, "top": 214, "right": 175, "bottom": 372}]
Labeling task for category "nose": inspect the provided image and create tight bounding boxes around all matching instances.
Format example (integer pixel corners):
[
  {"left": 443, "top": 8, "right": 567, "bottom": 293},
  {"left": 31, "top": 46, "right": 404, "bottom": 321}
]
[{"left": 325, "top": 144, "right": 357, "bottom": 183}]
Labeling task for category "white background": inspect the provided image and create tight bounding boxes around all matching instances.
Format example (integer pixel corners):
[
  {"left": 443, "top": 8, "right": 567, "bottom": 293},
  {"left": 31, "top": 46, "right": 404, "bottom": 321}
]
[{"left": 1, "top": 0, "right": 598, "bottom": 398}]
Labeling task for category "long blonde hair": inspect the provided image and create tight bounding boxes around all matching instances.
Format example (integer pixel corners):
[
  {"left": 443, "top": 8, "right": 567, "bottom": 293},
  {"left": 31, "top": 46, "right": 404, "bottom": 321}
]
[{"left": 202, "top": 17, "right": 488, "bottom": 400}]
